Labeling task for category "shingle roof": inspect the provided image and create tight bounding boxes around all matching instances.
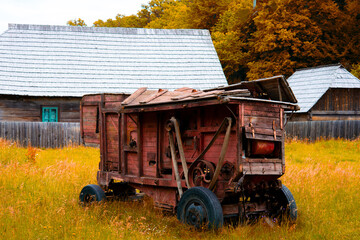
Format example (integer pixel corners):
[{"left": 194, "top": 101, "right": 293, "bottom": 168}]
[
  {"left": 0, "top": 24, "right": 227, "bottom": 97},
  {"left": 287, "top": 64, "right": 360, "bottom": 113}
]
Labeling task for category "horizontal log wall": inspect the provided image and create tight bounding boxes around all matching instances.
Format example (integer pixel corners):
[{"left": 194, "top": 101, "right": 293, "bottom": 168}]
[
  {"left": 0, "top": 122, "right": 81, "bottom": 148},
  {"left": 0, "top": 95, "right": 80, "bottom": 122},
  {"left": 285, "top": 120, "right": 360, "bottom": 141}
]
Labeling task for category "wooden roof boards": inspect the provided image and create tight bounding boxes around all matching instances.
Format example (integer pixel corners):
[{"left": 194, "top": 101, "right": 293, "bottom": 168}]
[
  {"left": 206, "top": 75, "right": 297, "bottom": 104},
  {"left": 0, "top": 24, "right": 227, "bottom": 97},
  {"left": 118, "top": 84, "right": 299, "bottom": 112}
]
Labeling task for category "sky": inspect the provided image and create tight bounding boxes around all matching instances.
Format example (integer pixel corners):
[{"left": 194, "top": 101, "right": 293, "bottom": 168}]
[{"left": 0, "top": 0, "right": 149, "bottom": 33}]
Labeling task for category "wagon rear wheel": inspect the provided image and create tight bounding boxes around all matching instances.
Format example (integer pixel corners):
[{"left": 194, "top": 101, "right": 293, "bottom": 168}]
[
  {"left": 177, "top": 187, "right": 223, "bottom": 229},
  {"left": 79, "top": 184, "right": 106, "bottom": 205}
]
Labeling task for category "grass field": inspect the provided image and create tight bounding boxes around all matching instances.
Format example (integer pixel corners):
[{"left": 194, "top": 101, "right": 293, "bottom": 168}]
[{"left": 1, "top": 138, "right": 359, "bottom": 239}]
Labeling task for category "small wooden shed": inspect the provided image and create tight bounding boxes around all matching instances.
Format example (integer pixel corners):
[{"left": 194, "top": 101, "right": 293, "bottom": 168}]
[
  {"left": 287, "top": 64, "right": 360, "bottom": 121},
  {"left": 0, "top": 24, "right": 228, "bottom": 123}
]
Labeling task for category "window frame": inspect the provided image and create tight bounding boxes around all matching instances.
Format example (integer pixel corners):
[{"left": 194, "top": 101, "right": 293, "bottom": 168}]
[{"left": 41, "top": 106, "right": 59, "bottom": 122}]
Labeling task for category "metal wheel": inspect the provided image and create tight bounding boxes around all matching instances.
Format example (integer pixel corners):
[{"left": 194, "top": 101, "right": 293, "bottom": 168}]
[
  {"left": 79, "top": 184, "right": 106, "bottom": 204},
  {"left": 177, "top": 187, "right": 223, "bottom": 229}
]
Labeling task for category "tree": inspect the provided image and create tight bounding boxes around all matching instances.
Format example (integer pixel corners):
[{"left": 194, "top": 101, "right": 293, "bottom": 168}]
[
  {"left": 67, "top": 18, "right": 87, "bottom": 27},
  {"left": 351, "top": 63, "right": 360, "bottom": 79},
  {"left": 186, "top": 0, "right": 232, "bottom": 30},
  {"left": 213, "top": 0, "right": 360, "bottom": 81},
  {"left": 212, "top": 0, "right": 253, "bottom": 83},
  {"left": 138, "top": 0, "right": 178, "bottom": 27},
  {"left": 246, "top": 0, "right": 335, "bottom": 79},
  {"left": 145, "top": 1, "right": 192, "bottom": 29},
  {"left": 93, "top": 14, "right": 145, "bottom": 28},
  {"left": 66, "top": 0, "right": 360, "bottom": 83},
  {"left": 91, "top": 0, "right": 178, "bottom": 28}
]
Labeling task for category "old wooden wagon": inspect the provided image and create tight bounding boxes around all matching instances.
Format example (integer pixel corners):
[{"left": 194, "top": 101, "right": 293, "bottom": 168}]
[{"left": 79, "top": 76, "right": 299, "bottom": 229}]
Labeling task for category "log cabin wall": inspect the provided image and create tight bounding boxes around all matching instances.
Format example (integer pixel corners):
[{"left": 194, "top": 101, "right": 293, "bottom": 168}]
[
  {"left": 0, "top": 95, "right": 80, "bottom": 122},
  {"left": 290, "top": 88, "right": 360, "bottom": 121},
  {"left": 310, "top": 88, "right": 360, "bottom": 120}
]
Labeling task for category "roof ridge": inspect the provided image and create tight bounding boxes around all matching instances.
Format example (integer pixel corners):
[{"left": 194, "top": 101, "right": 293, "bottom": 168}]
[
  {"left": 7, "top": 23, "right": 210, "bottom": 36},
  {"left": 296, "top": 63, "right": 342, "bottom": 72}
]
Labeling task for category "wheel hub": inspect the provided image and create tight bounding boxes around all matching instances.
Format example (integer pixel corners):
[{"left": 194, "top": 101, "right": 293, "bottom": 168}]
[
  {"left": 185, "top": 203, "right": 207, "bottom": 228},
  {"left": 84, "top": 193, "right": 95, "bottom": 203}
]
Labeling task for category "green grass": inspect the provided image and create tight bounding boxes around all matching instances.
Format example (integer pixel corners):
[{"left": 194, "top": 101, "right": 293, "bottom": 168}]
[{"left": 1, "top": 138, "right": 359, "bottom": 239}]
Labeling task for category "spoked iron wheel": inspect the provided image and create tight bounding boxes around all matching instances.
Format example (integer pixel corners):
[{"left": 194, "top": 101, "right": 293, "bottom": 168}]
[
  {"left": 188, "top": 160, "right": 215, "bottom": 188},
  {"left": 177, "top": 187, "right": 223, "bottom": 229}
]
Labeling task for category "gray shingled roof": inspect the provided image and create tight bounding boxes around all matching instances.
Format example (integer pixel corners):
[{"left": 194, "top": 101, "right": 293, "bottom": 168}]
[
  {"left": 0, "top": 24, "right": 227, "bottom": 97},
  {"left": 287, "top": 64, "right": 360, "bottom": 113}
]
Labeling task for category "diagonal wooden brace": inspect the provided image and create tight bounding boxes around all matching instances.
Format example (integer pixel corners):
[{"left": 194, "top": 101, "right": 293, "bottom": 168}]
[
  {"left": 208, "top": 117, "right": 232, "bottom": 190},
  {"left": 169, "top": 117, "right": 191, "bottom": 188},
  {"left": 168, "top": 131, "right": 183, "bottom": 197}
]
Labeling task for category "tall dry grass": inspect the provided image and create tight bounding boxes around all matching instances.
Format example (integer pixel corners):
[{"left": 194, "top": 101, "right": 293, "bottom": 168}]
[{"left": 1, "top": 138, "right": 359, "bottom": 239}]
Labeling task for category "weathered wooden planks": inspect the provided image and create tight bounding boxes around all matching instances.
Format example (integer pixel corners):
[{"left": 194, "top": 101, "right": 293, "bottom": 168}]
[
  {"left": 0, "top": 95, "right": 80, "bottom": 122},
  {"left": 0, "top": 122, "right": 80, "bottom": 148},
  {"left": 285, "top": 120, "right": 360, "bottom": 141}
]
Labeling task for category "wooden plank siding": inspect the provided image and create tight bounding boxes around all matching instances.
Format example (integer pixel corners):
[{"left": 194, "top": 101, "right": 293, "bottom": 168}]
[
  {"left": 0, "top": 122, "right": 80, "bottom": 148},
  {"left": 80, "top": 94, "right": 128, "bottom": 148},
  {"left": 285, "top": 120, "right": 360, "bottom": 141},
  {"left": 312, "top": 89, "right": 360, "bottom": 112},
  {"left": 291, "top": 89, "right": 360, "bottom": 121},
  {"left": 0, "top": 95, "right": 81, "bottom": 122}
]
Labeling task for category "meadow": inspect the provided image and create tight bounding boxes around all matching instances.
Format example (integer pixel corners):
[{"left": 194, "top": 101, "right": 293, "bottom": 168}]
[{"left": 1, "top": 138, "right": 359, "bottom": 239}]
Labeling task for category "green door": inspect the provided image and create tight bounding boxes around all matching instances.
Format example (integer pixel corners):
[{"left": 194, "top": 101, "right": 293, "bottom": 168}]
[{"left": 42, "top": 107, "right": 58, "bottom": 122}]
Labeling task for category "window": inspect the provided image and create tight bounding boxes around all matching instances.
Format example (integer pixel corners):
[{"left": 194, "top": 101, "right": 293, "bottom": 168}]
[{"left": 42, "top": 107, "right": 58, "bottom": 122}]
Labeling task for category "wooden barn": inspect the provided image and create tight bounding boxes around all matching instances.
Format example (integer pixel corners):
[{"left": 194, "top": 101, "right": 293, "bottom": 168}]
[
  {"left": 0, "top": 24, "right": 227, "bottom": 123},
  {"left": 287, "top": 64, "right": 360, "bottom": 121}
]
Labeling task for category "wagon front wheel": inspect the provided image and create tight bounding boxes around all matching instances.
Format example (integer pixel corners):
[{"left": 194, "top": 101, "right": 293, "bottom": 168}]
[
  {"left": 79, "top": 184, "right": 106, "bottom": 204},
  {"left": 177, "top": 187, "right": 223, "bottom": 229},
  {"left": 270, "top": 185, "right": 297, "bottom": 223}
]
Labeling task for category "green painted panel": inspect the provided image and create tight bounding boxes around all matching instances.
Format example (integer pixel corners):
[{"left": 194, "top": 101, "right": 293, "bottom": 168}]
[{"left": 42, "top": 107, "right": 58, "bottom": 122}]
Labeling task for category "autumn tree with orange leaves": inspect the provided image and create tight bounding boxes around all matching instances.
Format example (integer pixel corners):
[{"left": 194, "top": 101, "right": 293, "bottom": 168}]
[{"left": 67, "top": 0, "right": 360, "bottom": 83}]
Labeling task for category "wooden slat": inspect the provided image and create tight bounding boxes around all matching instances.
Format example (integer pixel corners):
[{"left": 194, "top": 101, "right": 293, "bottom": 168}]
[
  {"left": 139, "top": 89, "right": 168, "bottom": 104},
  {"left": 0, "top": 122, "right": 80, "bottom": 148},
  {"left": 285, "top": 120, "right": 360, "bottom": 141},
  {"left": 121, "top": 87, "right": 147, "bottom": 105}
]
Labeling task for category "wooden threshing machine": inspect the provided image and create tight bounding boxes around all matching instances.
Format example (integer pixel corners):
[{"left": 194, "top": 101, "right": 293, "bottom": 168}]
[{"left": 79, "top": 76, "right": 299, "bottom": 229}]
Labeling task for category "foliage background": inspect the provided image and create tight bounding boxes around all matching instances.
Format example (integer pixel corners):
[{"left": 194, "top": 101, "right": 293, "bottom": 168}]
[{"left": 69, "top": 0, "right": 360, "bottom": 83}]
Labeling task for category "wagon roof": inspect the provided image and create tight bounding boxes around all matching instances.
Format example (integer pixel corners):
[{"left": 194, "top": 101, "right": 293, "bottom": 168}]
[{"left": 206, "top": 75, "right": 297, "bottom": 104}]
